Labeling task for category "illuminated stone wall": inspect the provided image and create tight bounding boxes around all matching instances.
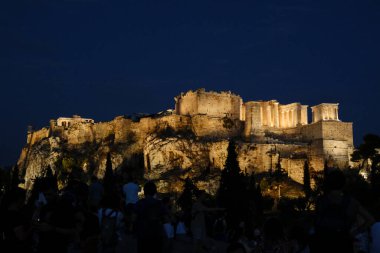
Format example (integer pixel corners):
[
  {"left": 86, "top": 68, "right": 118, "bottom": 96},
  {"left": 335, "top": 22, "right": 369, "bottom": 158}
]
[
  {"left": 279, "top": 103, "right": 308, "bottom": 127},
  {"left": 27, "top": 127, "right": 50, "bottom": 145},
  {"left": 56, "top": 115, "right": 94, "bottom": 127},
  {"left": 175, "top": 89, "right": 243, "bottom": 120},
  {"left": 18, "top": 89, "right": 355, "bottom": 190},
  {"left": 244, "top": 101, "right": 308, "bottom": 136},
  {"left": 191, "top": 115, "right": 243, "bottom": 138},
  {"left": 311, "top": 103, "right": 339, "bottom": 123}
]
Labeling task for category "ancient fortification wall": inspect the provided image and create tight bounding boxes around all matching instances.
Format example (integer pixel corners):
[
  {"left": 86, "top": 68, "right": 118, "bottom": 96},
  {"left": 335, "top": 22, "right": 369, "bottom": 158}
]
[
  {"left": 191, "top": 115, "right": 243, "bottom": 138},
  {"left": 320, "top": 121, "right": 353, "bottom": 144},
  {"left": 298, "top": 121, "right": 353, "bottom": 169},
  {"left": 175, "top": 89, "right": 243, "bottom": 120},
  {"left": 27, "top": 127, "right": 50, "bottom": 145}
]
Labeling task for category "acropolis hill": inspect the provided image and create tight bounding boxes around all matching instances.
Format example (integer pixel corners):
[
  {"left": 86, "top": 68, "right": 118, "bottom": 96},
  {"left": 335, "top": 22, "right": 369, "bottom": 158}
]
[{"left": 17, "top": 89, "right": 354, "bottom": 193}]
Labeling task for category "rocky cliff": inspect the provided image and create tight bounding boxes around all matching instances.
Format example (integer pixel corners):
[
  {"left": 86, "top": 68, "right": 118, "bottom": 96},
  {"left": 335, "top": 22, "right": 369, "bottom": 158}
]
[
  {"left": 18, "top": 113, "right": 314, "bottom": 193},
  {"left": 18, "top": 114, "right": 244, "bottom": 193}
]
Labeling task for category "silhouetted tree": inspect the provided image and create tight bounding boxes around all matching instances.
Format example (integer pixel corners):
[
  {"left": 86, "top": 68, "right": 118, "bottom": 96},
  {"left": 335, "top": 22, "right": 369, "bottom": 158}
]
[
  {"left": 303, "top": 160, "right": 311, "bottom": 197},
  {"left": 177, "top": 177, "right": 197, "bottom": 211},
  {"left": 103, "top": 152, "right": 115, "bottom": 194},
  {"left": 323, "top": 160, "right": 329, "bottom": 177},
  {"left": 177, "top": 177, "right": 198, "bottom": 229},
  {"left": 44, "top": 165, "right": 57, "bottom": 190},
  {"left": 0, "top": 167, "right": 11, "bottom": 194},
  {"left": 351, "top": 134, "right": 380, "bottom": 169},
  {"left": 218, "top": 140, "right": 248, "bottom": 228},
  {"left": 255, "top": 183, "right": 264, "bottom": 215},
  {"left": 351, "top": 134, "right": 380, "bottom": 194},
  {"left": 10, "top": 165, "right": 20, "bottom": 190},
  {"left": 45, "top": 165, "right": 53, "bottom": 178},
  {"left": 247, "top": 173, "right": 263, "bottom": 218},
  {"left": 273, "top": 158, "right": 286, "bottom": 180}
]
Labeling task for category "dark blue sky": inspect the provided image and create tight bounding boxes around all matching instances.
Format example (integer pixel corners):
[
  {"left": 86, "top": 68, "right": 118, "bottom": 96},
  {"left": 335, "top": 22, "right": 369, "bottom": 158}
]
[{"left": 1, "top": 0, "right": 379, "bottom": 166}]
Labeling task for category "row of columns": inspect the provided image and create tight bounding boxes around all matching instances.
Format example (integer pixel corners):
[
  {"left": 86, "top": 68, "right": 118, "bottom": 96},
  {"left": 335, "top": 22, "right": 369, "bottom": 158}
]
[
  {"left": 260, "top": 104, "right": 305, "bottom": 128},
  {"left": 322, "top": 107, "right": 339, "bottom": 120},
  {"left": 280, "top": 109, "right": 297, "bottom": 128},
  {"left": 259, "top": 102, "right": 281, "bottom": 128},
  {"left": 311, "top": 105, "right": 339, "bottom": 123}
]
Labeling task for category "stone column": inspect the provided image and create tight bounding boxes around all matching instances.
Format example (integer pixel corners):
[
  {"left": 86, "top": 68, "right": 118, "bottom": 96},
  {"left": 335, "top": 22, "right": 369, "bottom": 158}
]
[
  {"left": 298, "top": 105, "right": 302, "bottom": 125},
  {"left": 314, "top": 107, "right": 319, "bottom": 122},
  {"left": 329, "top": 107, "right": 332, "bottom": 120},
  {"left": 244, "top": 103, "right": 253, "bottom": 138},
  {"left": 273, "top": 102, "right": 279, "bottom": 128},
  {"left": 267, "top": 105, "right": 272, "bottom": 127},
  {"left": 291, "top": 110, "right": 294, "bottom": 126},
  {"left": 316, "top": 108, "right": 321, "bottom": 122},
  {"left": 284, "top": 110, "right": 287, "bottom": 128},
  {"left": 301, "top": 105, "right": 308, "bottom": 125},
  {"left": 240, "top": 99, "right": 245, "bottom": 121},
  {"left": 285, "top": 110, "right": 290, "bottom": 127},
  {"left": 335, "top": 107, "right": 339, "bottom": 120}
]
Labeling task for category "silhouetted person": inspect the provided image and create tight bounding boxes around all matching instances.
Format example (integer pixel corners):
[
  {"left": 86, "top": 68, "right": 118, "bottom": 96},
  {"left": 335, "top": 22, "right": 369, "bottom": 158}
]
[
  {"left": 98, "top": 193, "right": 124, "bottom": 253},
  {"left": 227, "top": 242, "right": 247, "bottom": 253},
  {"left": 162, "top": 196, "right": 175, "bottom": 253},
  {"left": 122, "top": 175, "right": 139, "bottom": 210},
  {"left": 313, "top": 169, "right": 374, "bottom": 253},
  {"left": 35, "top": 192, "right": 77, "bottom": 253},
  {"left": 370, "top": 206, "right": 380, "bottom": 253},
  {"left": 135, "top": 181, "right": 165, "bottom": 253},
  {"left": 288, "top": 220, "right": 311, "bottom": 253},
  {"left": 258, "top": 217, "right": 290, "bottom": 253},
  {"left": 191, "top": 190, "right": 224, "bottom": 253},
  {"left": 0, "top": 187, "right": 32, "bottom": 252}
]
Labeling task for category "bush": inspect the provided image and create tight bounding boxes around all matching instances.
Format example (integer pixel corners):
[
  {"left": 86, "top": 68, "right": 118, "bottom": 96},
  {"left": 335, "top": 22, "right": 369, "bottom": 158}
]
[{"left": 278, "top": 197, "right": 310, "bottom": 215}]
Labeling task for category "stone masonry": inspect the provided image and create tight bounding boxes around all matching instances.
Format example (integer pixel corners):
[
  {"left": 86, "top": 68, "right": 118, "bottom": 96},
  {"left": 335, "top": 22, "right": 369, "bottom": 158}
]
[{"left": 19, "top": 88, "right": 354, "bottom": 187}]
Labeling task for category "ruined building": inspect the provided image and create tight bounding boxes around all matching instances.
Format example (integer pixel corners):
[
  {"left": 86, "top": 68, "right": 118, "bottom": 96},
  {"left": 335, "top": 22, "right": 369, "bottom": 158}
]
[
  {"left": 18, "top": 89, "right": 354, "bottom": 190},
  {"left": 175, "top": 89, "right": 353, "bottom": 169}
]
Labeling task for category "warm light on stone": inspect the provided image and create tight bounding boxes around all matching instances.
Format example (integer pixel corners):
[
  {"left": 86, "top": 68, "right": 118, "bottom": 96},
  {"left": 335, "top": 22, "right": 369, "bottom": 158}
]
[{"left": 18, "top": 89, "right": 354, "bottom": 190}]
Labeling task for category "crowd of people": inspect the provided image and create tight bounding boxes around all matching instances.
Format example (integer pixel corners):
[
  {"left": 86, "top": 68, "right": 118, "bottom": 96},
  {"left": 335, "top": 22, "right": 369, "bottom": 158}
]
[{"left": 0, "top": 169, "right": 379, "bottom": 253}]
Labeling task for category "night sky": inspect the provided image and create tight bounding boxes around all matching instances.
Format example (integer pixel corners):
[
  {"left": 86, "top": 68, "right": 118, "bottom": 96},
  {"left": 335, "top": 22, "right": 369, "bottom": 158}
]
[{"left": 1, "top": 0, "right": 379, "bottom": 166}]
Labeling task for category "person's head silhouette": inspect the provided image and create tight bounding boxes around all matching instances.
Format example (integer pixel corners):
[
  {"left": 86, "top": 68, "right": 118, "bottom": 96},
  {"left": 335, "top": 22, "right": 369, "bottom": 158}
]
[{"left": 143, "top": 181, "right": 157, "bottom": 197}]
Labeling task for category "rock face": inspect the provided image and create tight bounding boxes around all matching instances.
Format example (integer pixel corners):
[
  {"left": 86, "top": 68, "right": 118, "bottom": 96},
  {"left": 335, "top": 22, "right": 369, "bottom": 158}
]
[
  {"left": 16, "top": 114, "right": 309, "bottom": 192},
  {"left": 18, "top": 114, "right": 235, "bottom": 192},
  {"left": 17, "top": 89, "right": 355, "bottom": 193}
]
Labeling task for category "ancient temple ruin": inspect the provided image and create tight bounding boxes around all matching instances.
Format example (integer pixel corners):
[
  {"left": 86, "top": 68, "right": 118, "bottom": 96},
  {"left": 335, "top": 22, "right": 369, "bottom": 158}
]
[{"left": 174, "top": 89, "right": 353, "bottom": 173}]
